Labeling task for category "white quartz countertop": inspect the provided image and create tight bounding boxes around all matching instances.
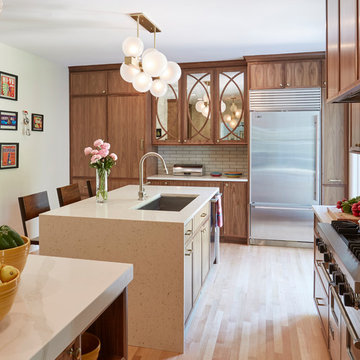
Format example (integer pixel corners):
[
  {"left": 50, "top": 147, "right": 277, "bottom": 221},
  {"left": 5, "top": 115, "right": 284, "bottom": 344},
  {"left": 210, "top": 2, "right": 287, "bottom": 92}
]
[
  {"left": 0, "top": 255, "right": 133, "bottom": 360},
  {"left": 313, "top": 205, "right": 335, "bottom": 224},
  {"left": 147, "top": 174, "right": 248, "bottom": 182},
  {"left": 40, "top": 185, "right": 219, "bottom": 224}
]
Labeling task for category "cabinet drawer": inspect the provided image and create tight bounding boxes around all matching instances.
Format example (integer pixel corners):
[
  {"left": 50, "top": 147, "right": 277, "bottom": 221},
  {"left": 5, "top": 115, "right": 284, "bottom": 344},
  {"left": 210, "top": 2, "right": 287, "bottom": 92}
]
[
  {"left": 194, "top": 202, "right": 210, "bottom": 231},
  {"left": 314, "top": 268, "right": 329, "bottom": 344},
  {"left": 184, "top": 219, "right": 193, "bottom": 241}
]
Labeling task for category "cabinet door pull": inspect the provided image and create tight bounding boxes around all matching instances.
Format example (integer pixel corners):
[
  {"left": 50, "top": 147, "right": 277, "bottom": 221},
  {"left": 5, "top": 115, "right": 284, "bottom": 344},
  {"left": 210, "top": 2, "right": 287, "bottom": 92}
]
[
  {"left": 315, "top": 297, "right": 325, "bottom": 307},
  {"left": 286, "top": 83, "right": 290, "bottom": 87},
  {"left": 279, "top": 83, "right": 283, "bottom": 88},
  {"left": 185, "top": 230, "right": 192, "bottom": 235},
  {"left": 140, "top": 138, "right": 144, "bottom": 150},
  {"left": 328, "top": 179, "right": 342, "bottom": 183},
  {"left": 201, "top": 213, "right": 207, "bottom": 217},
  {"left": 185, "top": 249, "right": 192, "bottom": 256}
]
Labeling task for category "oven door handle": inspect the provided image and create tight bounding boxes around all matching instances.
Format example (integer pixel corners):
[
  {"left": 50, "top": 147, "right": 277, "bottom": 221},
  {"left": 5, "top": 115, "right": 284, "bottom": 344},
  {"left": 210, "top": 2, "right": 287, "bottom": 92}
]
[{"left": 330, "top": 285, "right": 360, "bottom": 349}]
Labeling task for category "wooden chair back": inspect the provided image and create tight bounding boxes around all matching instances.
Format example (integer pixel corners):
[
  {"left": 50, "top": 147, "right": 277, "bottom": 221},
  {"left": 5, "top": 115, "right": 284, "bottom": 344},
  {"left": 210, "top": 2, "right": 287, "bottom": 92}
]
[
  {"left": 18, "top": 191, "right": 50, "bottom": 238},
  {"left": 86, "top": 179, "right": 96, "bottom": 198},
  {"left": 57, "top": 184, "right": 81, "bottom": 207}
]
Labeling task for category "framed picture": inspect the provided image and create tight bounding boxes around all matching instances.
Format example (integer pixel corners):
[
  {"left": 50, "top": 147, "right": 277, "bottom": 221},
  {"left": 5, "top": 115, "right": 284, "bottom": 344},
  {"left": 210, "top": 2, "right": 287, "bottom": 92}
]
[
  {"left": 0, "top": 72, "right": 18, "bottom": 101},
  {"left": 31, "top": 113, "right": 44, "bottom": 131},
  {"left": 0, "top": 143, "right": 19, "bottom": 170},
  {"left": 0, "top": 111, "right": 18, "bottom": 131}
]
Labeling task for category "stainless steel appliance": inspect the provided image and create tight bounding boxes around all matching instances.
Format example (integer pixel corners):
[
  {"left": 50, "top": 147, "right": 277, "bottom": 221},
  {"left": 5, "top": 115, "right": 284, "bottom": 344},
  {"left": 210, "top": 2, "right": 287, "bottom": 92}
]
[
  {"left": 316, "top": 221, "right": 360, "bottom": 359},
  {"left": 249, "top": 88, "right": 321, "bottom": 245},
  {"left": 173, "top": 164, "right": 203, "bottom": 176},
  {"left": 210, "top": 193, "right": 222, "bottom": 264}
]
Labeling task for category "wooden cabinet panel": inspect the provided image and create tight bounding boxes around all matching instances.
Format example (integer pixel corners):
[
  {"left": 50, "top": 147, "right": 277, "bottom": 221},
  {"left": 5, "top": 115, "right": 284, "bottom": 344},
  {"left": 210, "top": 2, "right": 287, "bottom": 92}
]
[
  {"left": 350, "top": 103, "right": 360, "bottom": 151},
  {"left": 107, "top": 70, "right": 138, "bottom": 95},
  {"left": 107, "top": 95, "right": 146, "bottom": 179},
  {"left": 192, "top": 231, "right": 202, "bottom": 303},
  {"left": 70, "top": 72, "right": 107, "bottom": 96},
  {"left": 249, "top": 63, "right": 284, "bottom": 89},
  {"left": 339, "top": 0, "right": 358, "bottom": 92},
  {"left": 327, "top": 0, "right": 340, "bottom": 99},
  {"left": 184, "top": 240, "right": 193, "bottom": 322},
  {"left": 223, "top": 182, "right": 248, "bottom": 239},
  {"left": 201, "top": 219, "right": 210, "bottom": 283},
  {"left": 70, "top": 96, "right": 107, "bottom": 177},
  {"left": 322, "top": 99, "right": 347, "bottom": 185},
  {"left": 314, "top": 268, "right": 329, "bottom": 347},
  {"left": 322, "top": 185, "right": 346, "bottom": 205},
  {"left": 285, "top": 61, "right": 322, "bottom": 88}
]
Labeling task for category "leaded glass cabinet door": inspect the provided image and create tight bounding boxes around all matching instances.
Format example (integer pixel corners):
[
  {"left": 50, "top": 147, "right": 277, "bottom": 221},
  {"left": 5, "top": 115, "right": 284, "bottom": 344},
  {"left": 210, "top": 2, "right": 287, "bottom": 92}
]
[
  {"left": 216, "top": 69, "right": 247, "bottom": 143},
  {"left": 152, "top": 82, "right": 181, "bottom": 144},
  {"left": 184, "top": 70, "right": 214, "bottom": 144}
]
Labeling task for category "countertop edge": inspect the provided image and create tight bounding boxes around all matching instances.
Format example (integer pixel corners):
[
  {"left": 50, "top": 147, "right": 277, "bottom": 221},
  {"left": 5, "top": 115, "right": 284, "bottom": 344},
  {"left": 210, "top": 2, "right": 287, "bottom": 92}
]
[{"left": 147, "top": 175, "right": 248, "bottom": 182}]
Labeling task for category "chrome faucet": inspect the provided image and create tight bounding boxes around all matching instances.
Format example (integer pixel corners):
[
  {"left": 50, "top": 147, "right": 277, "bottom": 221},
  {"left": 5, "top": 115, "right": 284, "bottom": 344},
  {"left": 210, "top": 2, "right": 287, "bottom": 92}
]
[{"left": 139, "top": 152, "right": 168, "bottom": 200}]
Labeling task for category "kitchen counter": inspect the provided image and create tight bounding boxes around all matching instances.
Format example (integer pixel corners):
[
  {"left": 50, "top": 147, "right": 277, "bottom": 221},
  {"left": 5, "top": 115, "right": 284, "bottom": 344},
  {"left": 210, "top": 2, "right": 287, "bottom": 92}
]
[
  {"left": 0, "top": 255, "right": 133, "bottom": 360},
  {"left": 148, "top": 174, "right": 248, "bottom": 182},
  {"left": 313, "top": 205, "right": 334, "bottom": 223},
  {"left": 40, "top": 185, "right": 218, "bottom": 353},
  {"left": 41, "top": 184, "right": 218, "bottom": 225}
]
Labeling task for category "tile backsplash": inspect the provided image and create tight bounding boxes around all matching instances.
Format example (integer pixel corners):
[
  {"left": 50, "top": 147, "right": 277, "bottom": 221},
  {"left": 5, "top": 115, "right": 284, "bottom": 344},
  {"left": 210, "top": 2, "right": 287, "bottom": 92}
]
[{"left": 157, "top": 145, "right": 248, "bottom": 176}]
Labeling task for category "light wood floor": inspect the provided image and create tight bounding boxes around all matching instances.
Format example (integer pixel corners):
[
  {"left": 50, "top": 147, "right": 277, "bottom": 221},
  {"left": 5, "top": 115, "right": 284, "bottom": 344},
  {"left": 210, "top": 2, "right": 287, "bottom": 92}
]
[{"left": 128, "top": 243, "right": 330, "bottom": 360}]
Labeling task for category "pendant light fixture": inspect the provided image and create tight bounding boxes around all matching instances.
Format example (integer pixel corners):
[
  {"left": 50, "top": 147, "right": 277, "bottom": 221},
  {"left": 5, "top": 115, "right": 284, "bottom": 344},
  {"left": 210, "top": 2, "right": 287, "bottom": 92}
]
[
  {"left": 120, "top": 13, "right": 181, "bottom": 97},
  {"left": 224, "top": 97, "right": 242, "bottom": 129}
]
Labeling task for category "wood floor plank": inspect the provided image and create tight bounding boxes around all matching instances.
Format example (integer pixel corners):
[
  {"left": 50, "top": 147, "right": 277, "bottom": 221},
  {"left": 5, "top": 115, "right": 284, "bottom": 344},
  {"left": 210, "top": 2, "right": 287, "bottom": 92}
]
[{"left": 128, "top": 244, "right": 329, "bottom": 360}]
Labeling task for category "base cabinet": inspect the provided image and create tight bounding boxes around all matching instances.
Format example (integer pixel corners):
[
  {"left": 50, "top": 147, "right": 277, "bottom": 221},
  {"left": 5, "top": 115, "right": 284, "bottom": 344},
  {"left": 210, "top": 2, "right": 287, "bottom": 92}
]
[
  {"left": 201, "top": 220, "right": 210, "bottom": 283},
  {"left": 192, "top": 231, "right": 202, "bottom": 303},
  {"left": 148, "top": 179, "right": 248, "bottom": 241},
  {"left": 184, "top": 241, "right": 193, "bottom": 322}
]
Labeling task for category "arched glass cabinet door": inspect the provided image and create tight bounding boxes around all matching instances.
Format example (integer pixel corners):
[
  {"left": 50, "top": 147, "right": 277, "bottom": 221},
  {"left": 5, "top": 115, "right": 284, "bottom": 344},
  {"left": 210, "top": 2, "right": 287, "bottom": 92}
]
[
  {"left": 153, "top": 83, "right": 180, "bottom": 144},
  {"left": 184, "top": 71, "right": 213, "bottom": 144},
  {"left": 217, "top": 70, "right": 246, "bottom": 143}
]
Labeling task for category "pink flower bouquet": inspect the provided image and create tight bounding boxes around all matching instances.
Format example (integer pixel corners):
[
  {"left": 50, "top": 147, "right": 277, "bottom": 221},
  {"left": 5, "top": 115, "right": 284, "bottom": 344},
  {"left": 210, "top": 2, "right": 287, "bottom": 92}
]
[{"left": 84, "top": 139, "right": 118, "bottom": 202}]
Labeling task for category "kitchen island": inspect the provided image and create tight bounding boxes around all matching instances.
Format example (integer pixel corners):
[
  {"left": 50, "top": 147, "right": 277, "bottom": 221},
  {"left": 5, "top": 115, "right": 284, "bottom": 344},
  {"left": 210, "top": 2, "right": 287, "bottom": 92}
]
[
  {"left": 39, "top": 185, "right": 219, "bottom": 353},
  {"left": 0, "top": 254, "right": 132, "bottom": 360}
]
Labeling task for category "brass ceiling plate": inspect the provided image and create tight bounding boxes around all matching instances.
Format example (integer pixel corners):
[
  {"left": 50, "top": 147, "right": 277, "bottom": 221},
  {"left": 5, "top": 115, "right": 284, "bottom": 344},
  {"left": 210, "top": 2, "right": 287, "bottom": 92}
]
[{"left": 129, "top": 13, "right": 161, "bottom": 33}]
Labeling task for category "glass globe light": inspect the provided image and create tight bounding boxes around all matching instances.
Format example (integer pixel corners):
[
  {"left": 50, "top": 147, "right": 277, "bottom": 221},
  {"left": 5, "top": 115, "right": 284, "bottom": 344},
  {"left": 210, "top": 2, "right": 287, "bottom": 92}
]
[
  {"left": 195, "top": 100, "right": 205, "bottom": 112},
  {"left": 202, "top": 106, "right": 209, "bottom": 117},
  {"left": 224, "top": 114, "right": 232, "bottom": 123},
  {"left": 160, "top": 61, "right": 182, "bottom": 84},
  {"left": 229, "top": 119, "right": 238, "bottom": 129},
  {"left": 132, "top": 72, "right": 152, "bottom": 93},
  {"left": 150, "top": 79, "right": 168, "bottom": 97},
  {"left": 142, "top": 48, "right": 156, "bottom": 58},
  {"left": 122, "top": 37, "right": 144, "bottom": 57},
  {"left": 120, "top": 63, "right": 140, "bottom": 83},
  {"left": 235, "top": 110, "right": 242, "bottom": 119},
  {"left": 142, "top": 50, "right": 168, "bottom": 77},
  {"left": 221, "top": 101, "right": 226, "bottom": 113}
]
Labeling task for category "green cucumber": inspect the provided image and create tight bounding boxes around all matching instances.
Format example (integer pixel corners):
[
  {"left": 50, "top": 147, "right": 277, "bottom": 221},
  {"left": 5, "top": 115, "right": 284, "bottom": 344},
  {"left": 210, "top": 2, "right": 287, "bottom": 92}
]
[
  {"left": 0, "top": 235, "right": 11, "bottom": 250},
  {"left": 0, "top": 225, "right": 24, "bottom": 246}
]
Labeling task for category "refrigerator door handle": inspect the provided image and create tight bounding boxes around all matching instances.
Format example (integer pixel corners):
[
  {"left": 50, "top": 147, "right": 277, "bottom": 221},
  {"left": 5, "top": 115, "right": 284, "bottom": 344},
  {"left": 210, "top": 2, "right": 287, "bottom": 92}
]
[
  {"left": 251, "top": 205, "right": 312, "bottom": 211},
  {"left": 314, "top": 115, "right": 319, "bottom": 202}
]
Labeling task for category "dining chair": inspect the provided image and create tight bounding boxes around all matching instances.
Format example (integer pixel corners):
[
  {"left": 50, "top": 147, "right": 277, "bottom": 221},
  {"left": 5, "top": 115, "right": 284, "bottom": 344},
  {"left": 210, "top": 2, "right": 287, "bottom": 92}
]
[
  {"left": 86, "top": 179, "right": 96, "bottom": 198},
  {"left": 18, "top": 190, "right": 50, "bottom": 245},
  {"left": 57, "top": 183, "right": 82, "bottom": 207}
]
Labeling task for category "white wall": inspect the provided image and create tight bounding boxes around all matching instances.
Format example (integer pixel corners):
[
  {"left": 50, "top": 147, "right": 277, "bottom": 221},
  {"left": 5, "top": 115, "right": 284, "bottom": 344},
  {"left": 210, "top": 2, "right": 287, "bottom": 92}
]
[{"left": 0, "top": 42, "right": 69, "bottom": 237}]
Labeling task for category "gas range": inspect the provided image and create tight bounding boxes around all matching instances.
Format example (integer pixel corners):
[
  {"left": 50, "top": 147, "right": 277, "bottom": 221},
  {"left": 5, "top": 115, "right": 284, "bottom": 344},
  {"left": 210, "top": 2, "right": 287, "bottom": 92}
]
[{"left": 317, "top": 221, "right": 360, "bottom": 305}]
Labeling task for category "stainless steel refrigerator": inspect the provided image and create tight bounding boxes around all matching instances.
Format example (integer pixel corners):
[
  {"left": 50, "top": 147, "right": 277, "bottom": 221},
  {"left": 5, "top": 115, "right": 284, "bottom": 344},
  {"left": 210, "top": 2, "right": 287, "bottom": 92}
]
[{"left": 249, "top": 88, "right": 321, "bottom": 245}]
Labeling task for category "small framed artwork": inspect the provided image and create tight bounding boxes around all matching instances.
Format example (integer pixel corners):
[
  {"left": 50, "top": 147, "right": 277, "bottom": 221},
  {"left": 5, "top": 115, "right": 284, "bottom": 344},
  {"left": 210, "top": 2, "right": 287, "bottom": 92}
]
[
  {"left": 31, "top": 113, "right": 44, "bottom": 131},
  {"left": 0, "top": 72, "right": 18, "bottom": 101},
  {"left": 0, "top": 143, "right": 19, "bottom": 170},
  {"left": 0, "top": 111, "right": 18, "bottom": 131}
]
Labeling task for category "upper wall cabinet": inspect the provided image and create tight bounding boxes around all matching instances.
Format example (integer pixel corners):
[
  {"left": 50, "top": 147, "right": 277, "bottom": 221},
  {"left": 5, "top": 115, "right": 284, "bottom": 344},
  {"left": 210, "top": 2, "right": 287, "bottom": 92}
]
[
  {"left": 216, "top": 69, "right": 246, "bottom": 143},
  {"left": 326, "top": 0, "right": 360, "bottom": 102},
  {"left": 152, "top": 83, "right": 181, "bottom": 144},
  {"left": 248, "top": 60, "right": 322, "bottom": 90},
  {"left": 70, "top": 71, "right": 107, "bottom": 95},
  {"left": 183, "top": 70, "right": 214, "bottom": 144},
  {"left": 151, "top": 63, "right": 248, "bottom": 145}
]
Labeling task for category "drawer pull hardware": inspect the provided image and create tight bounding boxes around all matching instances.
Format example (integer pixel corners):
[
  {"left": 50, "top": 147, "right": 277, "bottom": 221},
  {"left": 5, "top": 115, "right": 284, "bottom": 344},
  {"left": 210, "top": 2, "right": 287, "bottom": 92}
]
[
  {"left": 328, "top": 179, "right": 342, "bottom": 183},
  {"left": 315, "top": 297, "right": 325, "bottom": 307},
  {"left": 68, "top": 347, "right": 81, "bottom": 359},
  {"left": 330, "top": 285, "right": 360, "bottom": 349},
  {"left": 185, "top": 249, "right": 192, "bottom": 256},
  {"left": 201, "top": 213, "right": 207, "bottom": 217},
  {"left": 185, "top": 230, "right": 192, "bottom": 235}
]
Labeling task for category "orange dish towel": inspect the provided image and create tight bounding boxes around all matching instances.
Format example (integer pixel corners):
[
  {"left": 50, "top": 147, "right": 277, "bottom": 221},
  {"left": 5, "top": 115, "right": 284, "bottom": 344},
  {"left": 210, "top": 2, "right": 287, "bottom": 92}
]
[{"left": 215, "top": 195, "right": 223, "bottom": 228}]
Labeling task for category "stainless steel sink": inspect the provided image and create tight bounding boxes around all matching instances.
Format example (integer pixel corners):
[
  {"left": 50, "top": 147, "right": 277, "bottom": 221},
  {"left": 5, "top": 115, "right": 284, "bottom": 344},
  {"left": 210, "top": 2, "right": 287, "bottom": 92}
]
[{"left": 137, "top": 194, "right": 198, "bottom": 212}]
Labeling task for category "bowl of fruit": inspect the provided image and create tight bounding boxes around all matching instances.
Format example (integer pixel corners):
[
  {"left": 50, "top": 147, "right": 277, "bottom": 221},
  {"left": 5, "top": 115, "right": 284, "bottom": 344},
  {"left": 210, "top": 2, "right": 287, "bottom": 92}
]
[
  {"left": 0, "top": 264, "right": 20, "bottom": 321},
  {"left": 0, "top": 226, "right": 30, "bottom": 273}
]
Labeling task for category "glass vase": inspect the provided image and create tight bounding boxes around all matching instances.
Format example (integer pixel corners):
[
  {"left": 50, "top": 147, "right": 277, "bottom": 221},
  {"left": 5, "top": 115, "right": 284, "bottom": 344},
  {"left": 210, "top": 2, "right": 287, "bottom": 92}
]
[{"left": 96, "top": 168, "right": 108, "bottom": 203}]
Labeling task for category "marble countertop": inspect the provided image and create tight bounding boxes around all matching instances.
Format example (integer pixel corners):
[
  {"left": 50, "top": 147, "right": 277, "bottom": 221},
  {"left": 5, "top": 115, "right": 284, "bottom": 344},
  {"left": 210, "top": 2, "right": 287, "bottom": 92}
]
[
  {"left": 40, "top": 185, "right": 219, "bottom": 224},
  {"left": 0, "top": 255, "right": 133, "bottom": 360},
  {"left": 313, "top": 205, "right": 334, "bottom": 223},
  {"left": 147, "top": 174, "right": 248, "bottom": 182}
]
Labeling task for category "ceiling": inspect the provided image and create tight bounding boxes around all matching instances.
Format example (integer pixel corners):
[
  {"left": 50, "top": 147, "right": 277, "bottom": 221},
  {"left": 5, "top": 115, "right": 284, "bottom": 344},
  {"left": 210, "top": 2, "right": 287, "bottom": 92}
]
[{"left": 0, "top": 0, "right": 325, "bottom": 67}]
